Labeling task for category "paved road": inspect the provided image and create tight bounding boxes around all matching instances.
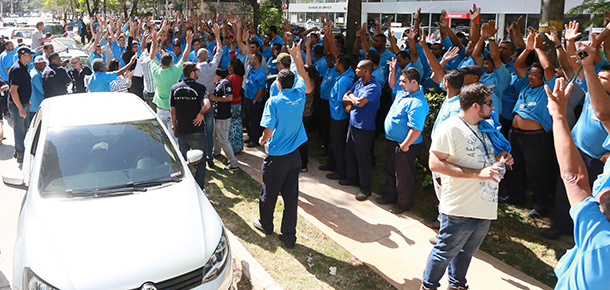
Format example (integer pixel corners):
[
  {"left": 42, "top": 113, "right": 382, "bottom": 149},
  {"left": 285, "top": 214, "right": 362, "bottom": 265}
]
[{"left": 0, "top": 120, "right": 26, "bottom": 290}]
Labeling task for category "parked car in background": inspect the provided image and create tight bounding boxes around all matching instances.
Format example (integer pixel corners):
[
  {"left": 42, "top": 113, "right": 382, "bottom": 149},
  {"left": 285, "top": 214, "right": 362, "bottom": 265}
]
[
  {"left": 0, "top": 26, "right": 35, "bottom": 46},
  {"left": 2, "top": 18, "right": 16, "bottom": 27},
  {"left": 3, "top": 93, "right": 233, "bottom": 290}
]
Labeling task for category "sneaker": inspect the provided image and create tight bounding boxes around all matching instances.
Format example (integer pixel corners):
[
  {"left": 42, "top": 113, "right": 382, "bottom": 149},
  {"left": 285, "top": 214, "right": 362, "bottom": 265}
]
[
  {"left": 528, "top": 209, "right": 544, "bottom": 219},
  {"left": 223, "top": 165, "right": 239, "bottom": 171},
  {"left": 318, "top": 164, "right": 332, "bottom": 171},
  {"left": 541, "top": 227, "right": 563, "bottom": 240},
  {"left": 389, "top": 205, "right": 409, "bottom": 214},
  {"left": 355, "top": 191, "right": 371, "bottom": 201},
  {"left": 278, "top": 234, "right": 296, "bottom": 249},
  {"left": 252, "top": 218, "right": 273, "bottom": 235},
  {"left": 375, "top": 196, "right": 394, "bottom": 205},
  {"left": 428, "top": 235, "right": 438, "bottom": 245},
  {"left": 447, "top": 285, "right": 469, "bottom": 290},
  {"left": 325, "top": 173, "right": 343, "bottom": 180}
]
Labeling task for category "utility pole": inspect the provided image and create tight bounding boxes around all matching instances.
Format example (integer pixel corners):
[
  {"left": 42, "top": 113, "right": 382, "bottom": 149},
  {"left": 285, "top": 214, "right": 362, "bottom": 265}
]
[{"left": 346, "top": 0, "right": 361, "bottom": 67}]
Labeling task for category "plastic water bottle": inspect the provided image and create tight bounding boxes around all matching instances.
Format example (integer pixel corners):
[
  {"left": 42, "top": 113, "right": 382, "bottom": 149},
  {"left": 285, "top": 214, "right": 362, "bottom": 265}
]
[{"left": 488, "top": 161, "right": 506, "bottom": 192}]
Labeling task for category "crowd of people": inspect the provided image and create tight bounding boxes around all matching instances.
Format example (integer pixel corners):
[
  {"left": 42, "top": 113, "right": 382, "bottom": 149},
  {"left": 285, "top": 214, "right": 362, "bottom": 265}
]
[{"left": 0, "top": 4, "right": 609, "bottom": 289}]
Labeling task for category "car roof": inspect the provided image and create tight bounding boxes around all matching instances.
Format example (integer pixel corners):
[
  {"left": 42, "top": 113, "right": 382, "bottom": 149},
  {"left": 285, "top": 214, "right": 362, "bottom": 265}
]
[{"left": 42, "top": 93, "right": 156, "bottom": 127}]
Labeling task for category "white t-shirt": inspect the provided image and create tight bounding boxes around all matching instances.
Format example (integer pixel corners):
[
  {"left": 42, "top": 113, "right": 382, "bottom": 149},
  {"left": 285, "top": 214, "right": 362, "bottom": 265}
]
[
  {"left": 32, "top": 30, "right": 44, "bottom": 49},
  {"left": 430, "top": 115, "right": 498, "bottom": 220}
]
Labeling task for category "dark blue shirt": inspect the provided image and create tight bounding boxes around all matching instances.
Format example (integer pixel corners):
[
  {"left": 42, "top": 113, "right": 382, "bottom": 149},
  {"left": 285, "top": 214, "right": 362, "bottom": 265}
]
[
  {"left": 349, "top": 77, "right": 381, "bottom": 130},
  {"left": 8, "top": 61, "right": 31, "bottom": 104},
  {"left": 42, "top": 64, "right": 71, "bottom": 98}
]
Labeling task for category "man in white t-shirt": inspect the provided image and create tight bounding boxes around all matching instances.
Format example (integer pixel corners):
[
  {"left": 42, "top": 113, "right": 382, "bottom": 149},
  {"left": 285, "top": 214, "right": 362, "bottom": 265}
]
[
  {"left": 31, "top": 21, "right": 53, "bottom": 50},
  {"left": 421, "top": 83, "right": 514, "bottom": 290}
]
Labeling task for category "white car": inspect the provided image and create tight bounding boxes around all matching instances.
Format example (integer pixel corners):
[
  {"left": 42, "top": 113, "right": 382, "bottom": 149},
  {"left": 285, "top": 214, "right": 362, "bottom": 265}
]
[{"left": 3, "top": 93, "right": 232, "bottom": 290}]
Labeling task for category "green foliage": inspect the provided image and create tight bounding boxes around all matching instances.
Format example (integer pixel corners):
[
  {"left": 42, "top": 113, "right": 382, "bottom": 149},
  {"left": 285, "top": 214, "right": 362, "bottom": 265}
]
[
  {"left": 415, "top": 92, "right": 446, "bottom": 188},
  {"left": 259, "top": 1, "right": 283, "bottom": 35},
  {"left": 568, "top": 0, "right": 610, "bottom": 27}
]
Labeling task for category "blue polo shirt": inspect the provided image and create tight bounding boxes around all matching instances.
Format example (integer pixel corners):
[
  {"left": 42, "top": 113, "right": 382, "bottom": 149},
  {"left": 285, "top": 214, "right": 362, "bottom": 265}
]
[
  {"left": 219, "top": 45, "right": 232, "bottom": 70},
  {"left": 112, "top": 42, "right": 126, "bottom": 67},
  {"left": 372, "top": 66, "right": 385, "bottom": 89},
  {"left": 442, "top": 36, "right": 464, "bottom": 70},
  {"left": 0, "top": 49, "right": 16, "bottom": 81},
  {"left": 432, "top": 94, "right": 461, "bottom": 140},
  {"left": 513, "top": 75, "right": 556, "bottom": 132},
  {"left": 89, "top": 52, "right": 106, "bottom": 65},
  {"left": 29, "top": 69, "right": 44, "bottom": 113},
  {"left": 269, "top": 65, "right": 298, "bottom": 98},
  {"left": 480, "top": 66, "right": 511, "bottom": 120},
  {"left": 314, "top": 56, "right": 328, "bottom": 77},
  {"left": 87, "top": 71, "right": 117, "bottom": 92},
  {"left": 270, "top": 35, "right": 283, "bottom": 46},
  {"left": 396, "top": 59, "right": 424, "bottom": 82},
  {"left": 329, "top": 68, "right": 355, "bottom": 121},
  {"left": 244, "top": 66, "right": 266, "bottom": 101},
  {"left": 349, "top": 77, "right": 382, "bottom": 131},
  {"left": 262, "top": 46, "right": 272, "bottom": 61},
  {"left": 384, "top": 89, "right": 429, "bottom": 144},
  {"left": 361, "top": 48, "right": 395, "bottom": 80},
  {"left": 572, "top": 92, "right": 610, "bottom": 159},
  {"left": 206, "top": 40, "right": 216, "bottom": 54},
  {"left": 188, "top": 50, "right": 198, "bottom": 63},
  {"left": 501, "top": 74, "right": 524, "bottom": 120},
  {"left": 320, "top": 67, "right": 339, "bottom": 100},
  {"left": 261, "top": 78, "right": 308, "bottom": 156},
  {"left": 554, "top": 196, "right": 610, "bottom": 290}
]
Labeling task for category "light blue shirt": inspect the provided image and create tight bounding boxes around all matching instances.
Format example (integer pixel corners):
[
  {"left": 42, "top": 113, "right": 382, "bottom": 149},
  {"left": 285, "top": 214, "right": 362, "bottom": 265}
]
[
  {"left": 572, "top": 92, "right": 610, "bottom": 159},
  {"left": 112, "top": 42, "right": 126, "bottom": 67},
  {"left": 513, "top": 75, "right": 556, "bottom": 132},
  {"left": 89, "top": 52, "right": 106, "bottom": 66},
  {"left": 329, "top": 68, "right": 355, "bottom": 121},
  {"left": 244, "top": 66, "right": 266, "bottom": 101},
  {"left": 88, "top": 71, "right": 117, "bottom": 92},
  {"left": 0, "top": 49, "right": 16, "bottom": 81},
  {"left": 29, "top": 69, "right": 44, "bottom": 112},
  {"left": 384, "top": 89, "right": 429, "bottom": 144},
  {"left": 320, "top": 67, "right": 339, "bottom": 100},
  {"left": 261, "top": 78, "right": 308, "bottom": 156},
  {"left": 431, "top": 94, "right": 461, "bottom": 140}
]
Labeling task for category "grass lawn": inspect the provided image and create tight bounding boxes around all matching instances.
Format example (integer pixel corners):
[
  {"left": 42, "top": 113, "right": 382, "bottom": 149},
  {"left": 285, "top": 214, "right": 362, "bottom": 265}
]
[{"left": 205, "top": 158, "right": 396, "bottom": 290}]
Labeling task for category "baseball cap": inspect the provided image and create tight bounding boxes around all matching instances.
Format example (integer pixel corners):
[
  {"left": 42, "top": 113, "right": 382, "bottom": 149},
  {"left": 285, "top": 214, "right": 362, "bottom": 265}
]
[
  {"left": 458, "top": 65, "right": 484, "bottom": 77},
  {"left": 17, "top": 46, "right": 33, "bottom": 55},
  {"left": 273, "top": 52, "right": 291, "bottom": 66},
  {"left": 34, "top": 56, "right": 46, "bottom": 63}
]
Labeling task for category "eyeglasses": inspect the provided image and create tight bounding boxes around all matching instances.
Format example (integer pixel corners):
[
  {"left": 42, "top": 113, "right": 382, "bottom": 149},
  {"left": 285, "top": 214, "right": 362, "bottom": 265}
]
[{"left": 478, "top": 100, "right": 493, "bottom": 106}]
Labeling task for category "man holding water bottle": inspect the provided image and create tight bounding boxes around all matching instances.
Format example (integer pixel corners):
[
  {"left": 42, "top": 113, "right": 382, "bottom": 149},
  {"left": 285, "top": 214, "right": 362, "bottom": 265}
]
[{"left": 421, "top": 83, "right": 513, "bottom": 290}]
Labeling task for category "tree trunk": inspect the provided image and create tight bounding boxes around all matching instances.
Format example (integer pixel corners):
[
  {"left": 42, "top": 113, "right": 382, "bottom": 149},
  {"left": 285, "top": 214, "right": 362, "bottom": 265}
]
[
  {"left": 539, "top": 0, "right": 564, "bottom": 33},
  {"left": 130, "top": 0, "right": 139, "bottom": 18},
  {"left": 346, "top": 0, "right": 361, "bottom": 68},
  {"left": 245, "top": 0, "right": 260, "bottom": 31},
  {"left": 85, "top": 0, "right": 92, "bottom": 17}
]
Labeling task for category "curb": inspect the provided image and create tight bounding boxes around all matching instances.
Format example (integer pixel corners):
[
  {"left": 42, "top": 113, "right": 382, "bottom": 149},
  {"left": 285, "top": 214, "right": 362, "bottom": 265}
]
[{"left": 226, "top": 229, "right": 283, "bottom": 290}]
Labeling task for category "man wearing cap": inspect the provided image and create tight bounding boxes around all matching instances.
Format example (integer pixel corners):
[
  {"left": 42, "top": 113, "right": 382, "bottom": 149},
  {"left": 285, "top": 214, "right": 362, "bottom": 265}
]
[
  {"left": 269, "top": 52, "right": 295, "bottom": 98},
  {"left": 29, "top": 55, "right": 46, "bottom": 122},
  {"left": 546, "top": 76, "right": 610, "bottom": 290},
  {"left": 42, "top": 53, "right": 71, "bottom": 98},
  {"left": 32, "top": 21, "right": 53, "bottom": 50},
  {"left": 67, "top": 56, "right": 92, "bottom": 93},
  {"left": 8, "top": 47, "right": 33, "bottom": 163}
]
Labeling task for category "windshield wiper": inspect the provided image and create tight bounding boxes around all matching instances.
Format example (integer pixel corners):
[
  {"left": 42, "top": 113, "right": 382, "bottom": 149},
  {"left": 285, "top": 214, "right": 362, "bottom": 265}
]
[{"left": 67, "top": 172, "right": 182, "bottom": 197}]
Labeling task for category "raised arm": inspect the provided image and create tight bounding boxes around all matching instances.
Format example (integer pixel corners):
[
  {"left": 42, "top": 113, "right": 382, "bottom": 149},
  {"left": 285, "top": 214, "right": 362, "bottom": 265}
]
[
  {"left": 323, "top": 25, "right": 340, "bottom": 59},
  {"left": 352, "top": 24, "right": 363, "bottom": 56},
  {"left": 580, "top": 45, "right": 610, "bottom": 133},
  {"left": 181, "top": 30, "right": 193, "bottom": 63},
  {"left": 469, "top": 4, "right": 481, "bottom": 44},
  {"left": 288, "top": 40, "right": 313, "bottom": 93},
  {"left": 150, "top": 30, "right": 160, "bottom": 59},
  {"left": 388, "top": 57, "right": 397, "bottom": 89},
  {"left": 511, "top": 16, "right": 526, "bottom": 49},
  {"left": 413, "top": 8, "right": 421, "bottom": 42},
  {"left": 408, "top": 28, "right": 419, "bottom": 63},
  {"left": 514, "top": 32, "right": 534, "bottom": 78},
  {"left": 546, "top": 26, "right": 575, "bottom": 80},
  {"left": 533, "top": 32, "right": 555, "bottom": 81},
  {"left": 419, "top": 28, "right": 446, "bottom": 83},
  {"left": 360, "top": 24, "right": 370, "bottom": 53},
  {"left": 564, "top": 21, "right": 582, "bottom": 76},
  {"left": 546, "top": 77, "right": 591, "bottom": 205},
  {"left": 305, "top": 37, "right": 313, "bottom": 65},
  {"left": 472, "top": 22, "right": 489, "bottom": 66},
  {"left": 387, "top": 18, "right": 400, "bottom": 54}
]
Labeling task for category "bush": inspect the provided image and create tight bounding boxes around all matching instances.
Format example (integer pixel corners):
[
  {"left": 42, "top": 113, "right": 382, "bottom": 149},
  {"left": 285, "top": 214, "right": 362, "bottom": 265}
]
[{"left": 415, "top": 92, "right": 447, "bottom": 188}]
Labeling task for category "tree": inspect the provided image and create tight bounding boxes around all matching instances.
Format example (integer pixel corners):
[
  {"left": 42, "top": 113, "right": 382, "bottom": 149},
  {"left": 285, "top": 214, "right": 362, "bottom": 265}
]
[
  {"left": 260, "top": 1, "right": 283, "bottom": 35},
  {"left": 568, "top": 0, "right": 610, "bottom": 27},
  {"left": 346, "top": 0, "right": 362, "bottom": 67},
  {"left": 243, "top": 0, "right": 260, "bottom": 30}
]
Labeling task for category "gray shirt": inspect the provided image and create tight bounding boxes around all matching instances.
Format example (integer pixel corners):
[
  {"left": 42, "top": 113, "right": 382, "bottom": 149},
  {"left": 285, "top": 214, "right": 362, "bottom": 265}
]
[
  {"left": 32, "top": 30, "right": 44, "bottom": 49},
  {"left": 196, "top": 47, "right": 223, "bottom": 93}
]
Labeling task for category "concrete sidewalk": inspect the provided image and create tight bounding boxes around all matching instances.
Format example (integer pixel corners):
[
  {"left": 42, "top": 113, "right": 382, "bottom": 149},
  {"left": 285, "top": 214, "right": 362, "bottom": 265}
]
[{"left": 236, "top": 146, "right": 552, "bottom": 290}]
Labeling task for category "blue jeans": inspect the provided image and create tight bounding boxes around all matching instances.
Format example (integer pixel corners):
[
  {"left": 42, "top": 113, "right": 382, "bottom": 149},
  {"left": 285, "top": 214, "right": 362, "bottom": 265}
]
[
  {"left": 8, "top": 101, "right": 30, "bottom": 158},
  {"left": 422, "top": 213, "right": 491, "bottom": 289},
  {"left": 178, "top": 131, "right": 207, "bottom": 189},
  {"left": 204, "top": 104, "right": 214, "bottom": 162}
]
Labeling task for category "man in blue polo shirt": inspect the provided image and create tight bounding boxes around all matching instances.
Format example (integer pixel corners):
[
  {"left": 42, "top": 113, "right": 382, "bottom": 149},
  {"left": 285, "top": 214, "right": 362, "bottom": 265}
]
[
  {"left": 317, "top": 54, "right": 340, "bottom": 168},
  {"left": 243, "top": 52, "right": 267, "bottom": 148},
  {"left": 252, "top": 41, "right": 310, "bottom": 249},
  {"left": 88, "top": 56, "right": 135, "bottom": 92},
  {"left": 501, "top": 32, "right": 557, "bottom": 219},
  {"left": 325, "top": 55, "right": 355, "bottom": 181},
  {"left": 341, "top": 60, "right": 382, "bottom": 201},
  {"left": 545, "top": 75, "right": 610, "bottom": 290},
  {"left": 378, "top": 67, "right": 429, "bottom": 214}
]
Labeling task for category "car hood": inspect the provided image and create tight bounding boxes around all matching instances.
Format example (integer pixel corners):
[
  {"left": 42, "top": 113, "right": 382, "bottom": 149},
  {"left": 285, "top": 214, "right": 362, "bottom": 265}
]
[{"left": 22, "top": 180, "right": 223, "bottom": 289}]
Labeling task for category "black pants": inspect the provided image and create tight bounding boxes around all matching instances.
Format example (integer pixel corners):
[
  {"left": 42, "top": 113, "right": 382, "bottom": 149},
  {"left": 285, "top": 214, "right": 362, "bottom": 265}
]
[
  {"left": 344, "top": 125, "right": 375, "bottom": 193},
  {"left": 243, "top": 99, "right": 264, "bottom": 143},
  {"left": 327, "top": 118, "right": 349, "bottom": 177},
  {"left": 259, "top": 149, "right": 301, "bottom": 243},
  {"left": 552, "top": 148, "right": 604, "bottom": 233},
  {"left": 504, "top": 128, "right": 558, "bottom": 214},
  {"left": 319, "top": 99, "right": 330, "bottom": 153},
  {"left": 499, "top": 116, "right": 512, "bottom": 140},
  {"left": 298, "top": 115, "right": 313, "bottom": 169},
  {"left": 384, "top": 140, "right": 422, "bottom": 209},
  {"left": 130, "top": 76, "right": 144, "bottom": 99}
]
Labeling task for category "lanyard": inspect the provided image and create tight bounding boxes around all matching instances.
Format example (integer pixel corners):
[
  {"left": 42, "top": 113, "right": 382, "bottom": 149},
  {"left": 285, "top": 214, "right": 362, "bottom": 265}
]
[{"left": 459, "top": 116, "right": 491, "bottom": 159}]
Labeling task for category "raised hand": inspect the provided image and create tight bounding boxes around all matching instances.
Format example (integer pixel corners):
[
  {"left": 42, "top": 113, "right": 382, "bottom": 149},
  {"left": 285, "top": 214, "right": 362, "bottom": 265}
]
[
  {"left": 414, "top": 8, "right": 421, "bottom": 23},
  {"left": 564, "top": 20, "right": 581, "bottom": 42},
  {"left": 545, "top": 77, "right": 573, "bottom": 119},
  {"left": 439, "top": 12, "right": 448, "bottom": 29},
  {"left": 525, "top": 31, "right": 535, "bottom": 50},
  {"left": 534, "top": 32, "right": 544, "bottom": 49},
  {"left": 388, "top": 57, "right": 397, "bottom": 73},
  {"left": 442, "top": 46, "right": 460, "bottom": 62},
  {"left": 419, "top": 27, "right": 427, "bottom": 45},
  {"left": 545, "top": 26, "right": 561, "bottom": 46},
  {"left": 576, "top": 45, "right": 597, "bottom": 67},
  {"left": 212, "top": 23, "right": 220, "bottom": 36},
  {"left": 407, "top": 26, "right": 417, "bottom": 41},
  {"left": 288, "top": 39, "right": 302, "bottom": 57},
  {"left": 469, "top": 4, "right": 480, "bottom": 21}
]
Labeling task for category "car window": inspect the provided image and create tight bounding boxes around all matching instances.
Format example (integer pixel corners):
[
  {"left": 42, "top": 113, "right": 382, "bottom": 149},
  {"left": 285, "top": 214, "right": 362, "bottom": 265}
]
[{"left": 38, "top": 119, "right": 183, "bottom": 196}]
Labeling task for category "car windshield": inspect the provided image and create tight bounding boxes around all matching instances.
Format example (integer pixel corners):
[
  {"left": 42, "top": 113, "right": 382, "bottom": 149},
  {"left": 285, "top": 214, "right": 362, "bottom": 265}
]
[{"left": 38, "top": 119, "right": 183, "bottom": 197}]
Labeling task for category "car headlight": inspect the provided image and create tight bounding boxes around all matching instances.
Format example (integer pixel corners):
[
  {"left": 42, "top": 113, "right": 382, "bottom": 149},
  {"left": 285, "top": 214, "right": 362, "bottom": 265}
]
[
  {"left": 202, "top": 227, "right": 230, "bottom": 283},
  {"left": 24, "top": 267, "right": 58, "bottom": 290}
]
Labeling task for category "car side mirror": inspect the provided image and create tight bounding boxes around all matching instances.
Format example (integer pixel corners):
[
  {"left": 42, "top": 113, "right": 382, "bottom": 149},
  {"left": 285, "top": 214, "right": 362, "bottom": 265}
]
[
  {"left": 3, "top": 171, "right": 27, "bottom": 189},
  {"left": 186, "top": 149, "right": 204, "bottom": 165}
]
